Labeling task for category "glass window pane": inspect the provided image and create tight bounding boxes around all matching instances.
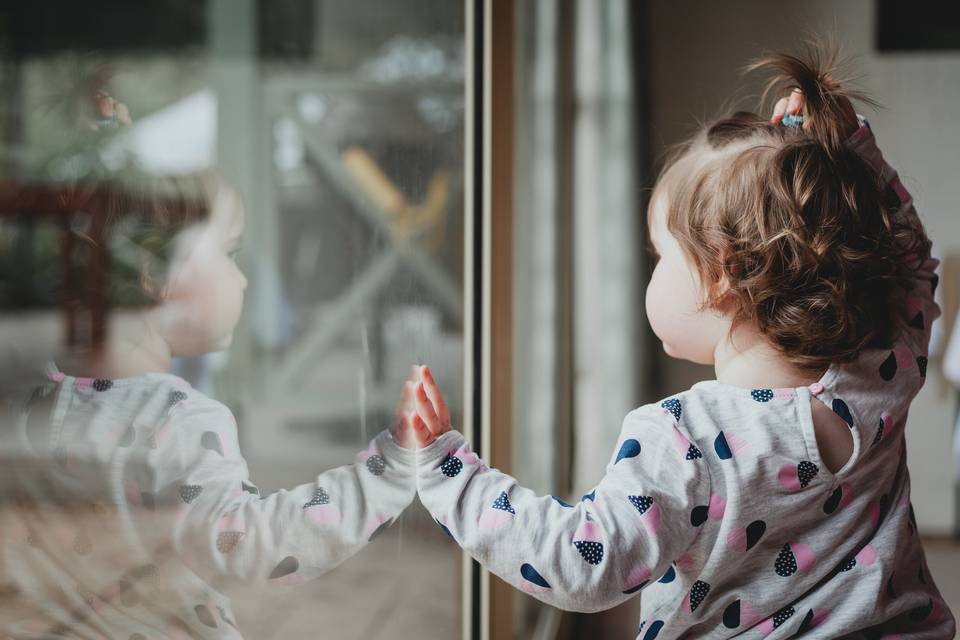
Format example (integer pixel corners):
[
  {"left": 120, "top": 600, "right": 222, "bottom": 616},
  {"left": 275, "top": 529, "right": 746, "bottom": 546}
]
[{"left": 0, "top": 2, "right": 465, "bottom": 638}]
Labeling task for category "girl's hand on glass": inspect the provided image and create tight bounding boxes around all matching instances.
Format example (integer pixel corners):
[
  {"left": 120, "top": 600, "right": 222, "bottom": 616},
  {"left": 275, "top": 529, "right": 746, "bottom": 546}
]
[{"left": 411, "top": 365, "right": 451, "bottom": 447}]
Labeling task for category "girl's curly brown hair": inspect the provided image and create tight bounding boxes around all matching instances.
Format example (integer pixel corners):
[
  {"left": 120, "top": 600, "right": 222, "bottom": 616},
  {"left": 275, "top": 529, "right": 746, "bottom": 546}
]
[{"left": 651, "top": 43, "right": 931, "bottom": 373}]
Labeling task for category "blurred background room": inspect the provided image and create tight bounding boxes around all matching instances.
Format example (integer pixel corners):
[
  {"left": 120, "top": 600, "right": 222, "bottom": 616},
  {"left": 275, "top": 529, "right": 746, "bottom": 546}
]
[{"left": 0, "top": 1, "right": 958, "bottom": 639}]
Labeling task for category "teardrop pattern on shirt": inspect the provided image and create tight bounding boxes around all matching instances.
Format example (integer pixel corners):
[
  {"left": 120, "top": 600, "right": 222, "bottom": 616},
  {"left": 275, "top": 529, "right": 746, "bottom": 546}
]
[
  {"left": 167, "top": 390, "right": 188, "bottom": 410},
  {"left": 117, "top": 425, "right": 135, "bottom": 448},
  {"left": 774, "top": 542, "right": 816, "bottom": 577},
  {"left": 615, "top": 438, "right": 641, "bottom": 464},
  {"left": 839, "top": 545, "right": 877, "bottom": 572},
  {"left": 831, "top": 399, "right": 854, "bottom": 427},
  {"left": 200, "top": 431, "right": 224, "bottom": 456},
  {"left": 722, "top": 598, "right": 762, "bottom": 629},
  {"left": 269, "top": 556, "right": 299, "bottom": 580},
  {"left": 690, "top": 494, "right": 725, "bottom": 526},
  {"left": 778, "top": 461, "right": 819, "bottom": 491},
  {"left": 795, "top": 609, "right": 829, "bottom": 634},
  {"left": 873, "top": 413, "right": 892, "bottom": 446},
  {"left": 622, "top": 565, "right": 651, "bottom": 594},
  {"left": 661, "top": 398, "right": 681, "bottom": 421},
  {"left": 758, "top": 606, "right": 795, "bottom": 636},
  {"left": 823, "top": 486, "right": 843, "bottom": 514},
  {"left": 726, "top": 519, "right": 767, "bottom": 553},
  {"left": 520, "top": 563, "right": 551, "bottom": 594},
  {"left": 368, "top": 518, "right": 393, "bottom": 541},
  {"left": 641, "top": 620, "right": 664, "bottom": 640},
  {"left": 657, "top": 565, "right": 676, "bottom": 584},
  {"left": 479, "top": 491, "right": 516, "bottom": 531},
  {"left": 194, "top": 604, "right": 218, "bottom": 628},
  {"left": 628, "top": 495, "right": 660, "bottom": 534},
  {"left": 714, "top": 430, "right": 751, "bottom": 460},
  {"left": 673, "top": 428, "right": 702, "bottom": 460},
  {"left": 572, "top": 520, "right": 605, "bottom": 565},
  {"left": 823, "top": 482, "right": 854, "bottom": 515},
  {"left": 685, "top": 580, "right": 710, "bottom": 612},
  {"left": 879, "top": 352, "right": 898, "bottom": 381},
  {"left": 178, "top": 485, "right": 203, "bottom": 504},
  {"left": 440, "top": 454, "right": 463, "bottom": 477},
  {"left": 216, "top": 531, "right": 244, "bottom": 554}
]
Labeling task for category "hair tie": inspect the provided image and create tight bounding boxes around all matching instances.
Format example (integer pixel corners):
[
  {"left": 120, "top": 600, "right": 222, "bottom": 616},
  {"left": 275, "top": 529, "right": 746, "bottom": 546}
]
[{"left": 781, "top": 113, "right": 804, "bottom": 129}]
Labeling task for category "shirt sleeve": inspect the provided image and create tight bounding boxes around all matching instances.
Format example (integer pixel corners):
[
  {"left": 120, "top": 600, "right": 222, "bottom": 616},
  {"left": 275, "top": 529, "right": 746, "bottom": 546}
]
[
  {"left": 135, "top": 400, "right": 416, "bottom": 588},
  {"left": 844, "top": 117, "right": 941, "bottom": 354},
  {"left": 415, "top": 403, "right": 710, "bottom": 613}
]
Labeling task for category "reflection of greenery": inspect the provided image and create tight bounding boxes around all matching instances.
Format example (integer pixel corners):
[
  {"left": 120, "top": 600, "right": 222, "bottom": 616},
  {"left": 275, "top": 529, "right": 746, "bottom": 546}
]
[
  {"left": 0, "top": 170, "right": 201, "bottom": 311},
  {"left": 0, "top": 214, "right": 175, "bottom": 309}
]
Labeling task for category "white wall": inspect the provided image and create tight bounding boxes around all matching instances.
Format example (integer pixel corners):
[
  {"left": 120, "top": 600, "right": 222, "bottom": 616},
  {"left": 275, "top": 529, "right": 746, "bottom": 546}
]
[{"left": 649, "top": 0, "right": 960, "bottom": 533}]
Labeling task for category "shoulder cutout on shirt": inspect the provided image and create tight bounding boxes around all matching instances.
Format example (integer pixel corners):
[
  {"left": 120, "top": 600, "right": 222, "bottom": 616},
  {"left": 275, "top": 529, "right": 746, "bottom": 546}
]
[{"left": 810, "top": 397, "right": 854, "bottom": 474}]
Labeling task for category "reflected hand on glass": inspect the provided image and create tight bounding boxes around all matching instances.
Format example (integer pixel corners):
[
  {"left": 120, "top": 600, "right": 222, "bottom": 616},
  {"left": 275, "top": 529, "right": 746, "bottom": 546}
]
[
  {"left": 411, "top": 365, "right": 451, "bottom": 447},
  {"left": 92, "top": 89, "right": 132, "bottom": 129},
  {"left": 391, "top": 365, "right": 421, "bottom": 448}
]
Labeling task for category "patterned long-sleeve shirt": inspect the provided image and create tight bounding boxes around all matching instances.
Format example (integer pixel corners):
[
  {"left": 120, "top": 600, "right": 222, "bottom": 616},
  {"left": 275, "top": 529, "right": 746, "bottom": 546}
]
[
  {"left": 0, "top": 369, "right": 415, "bottom": 639},
  {"left": 416, "top": 121, "right": 957, "bottom": 639}
]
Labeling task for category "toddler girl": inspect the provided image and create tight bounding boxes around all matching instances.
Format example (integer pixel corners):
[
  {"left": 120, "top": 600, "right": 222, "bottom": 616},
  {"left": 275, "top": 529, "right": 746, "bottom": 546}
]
[
  {"left": 0, "top": 92, "right": 418, "bottom": 638},
  {"left": 409, "top": 48, "right": 956, "bottom": 639}
]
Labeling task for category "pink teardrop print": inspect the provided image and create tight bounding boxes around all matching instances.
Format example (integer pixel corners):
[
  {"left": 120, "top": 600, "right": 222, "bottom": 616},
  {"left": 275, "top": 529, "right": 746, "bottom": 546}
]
[
  {"left": 840, "top": 482, "right": 855, "bottom": 509},
  {"left": 676, "top": 552, "right": 697, "bottom": 572},
  {"left": 673, "top": 429, "right": 691, "bottom": 456},
  {"left": 641, "top": 502, "right": 661, "bottom": 534},
  {"left": 792, "top": 543, "right": 816, "bottom": 573},
  {"left": 855, "top": 545, "right": 877, "bottom": 566},
  {"left": 479, "top": 508, "right": 514, "bottom": 531},
  {"left": 455, "top": 444, "right": 479, "bottom": 465},
  {"left": 724, "top": 432, "right": 752, "bottom": 456},
  {"left": 623, "top": 565, "right": 651, "bottom": 593},
  {"left": 305, "top": 504, "right": 342, "bottom": 526},
  {"left": 893, "top": 346, "right": 914, "bottom": 370},
  {"left": 740, "top": 600, "right": 762, "bottom": 627},
  {"left": 708, "top": 494, "right": 726, "bottom": 520},
  {"left": 364, "top": 514, "right": 389, "bottom": 538},
  {"left": 573, "top": 521, "right": 603, "bottom": 542},
  {"left": 357, "top": 441, "right": 378, "bottom": 463},
  {"left": 778, "top": 465, "right": 802, "bottom": 491}
]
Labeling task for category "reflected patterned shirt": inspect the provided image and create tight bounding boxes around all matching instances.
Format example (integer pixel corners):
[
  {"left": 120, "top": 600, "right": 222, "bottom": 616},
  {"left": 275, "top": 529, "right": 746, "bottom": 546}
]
[
  {"left": 0, "top": 372, "right": 415, "bottom": 639},
  {"left": 416, "top": 122, "right": 957, "bottom": 639}
]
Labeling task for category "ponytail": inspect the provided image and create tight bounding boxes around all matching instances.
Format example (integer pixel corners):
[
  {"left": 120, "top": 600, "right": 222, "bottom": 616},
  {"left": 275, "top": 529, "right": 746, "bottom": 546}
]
[{"left": 746, "top": 42, "right": 877, "bottom": 153}]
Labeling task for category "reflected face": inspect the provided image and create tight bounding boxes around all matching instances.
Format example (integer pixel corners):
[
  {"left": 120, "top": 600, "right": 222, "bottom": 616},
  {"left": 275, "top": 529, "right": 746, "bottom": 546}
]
[
  {"left": 644, "top": 192, "right": 730, "bottom": 365},
  {"left": 158, "top": 187, "right": 248, "bottom": 357}
]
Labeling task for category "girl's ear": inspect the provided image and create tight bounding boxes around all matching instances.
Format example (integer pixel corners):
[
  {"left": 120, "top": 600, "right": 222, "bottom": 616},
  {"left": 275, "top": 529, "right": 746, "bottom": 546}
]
[
  {"left": 708, "top": 270, "right": 737, "bottom": 315},
  {"left": 139, "top": 265, "right": 170, "bottom": 302}
]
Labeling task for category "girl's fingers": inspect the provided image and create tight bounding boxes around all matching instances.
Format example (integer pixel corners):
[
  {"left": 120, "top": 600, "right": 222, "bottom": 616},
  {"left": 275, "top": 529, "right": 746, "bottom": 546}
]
[
  {"left": 786, "top": 88, "right": 804, "bottom": 115},
  {"left": 771, "top": 97, "right": 788, "bottom": 123},
  {"left": 410, "top": 413, "right": 435, "bottom": 446},
  {"left": 420, "top": 365, "right": 451, "bottom": 426},
  {"left": 416, "top": 382, "right": 442, "bottom": 435}
]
